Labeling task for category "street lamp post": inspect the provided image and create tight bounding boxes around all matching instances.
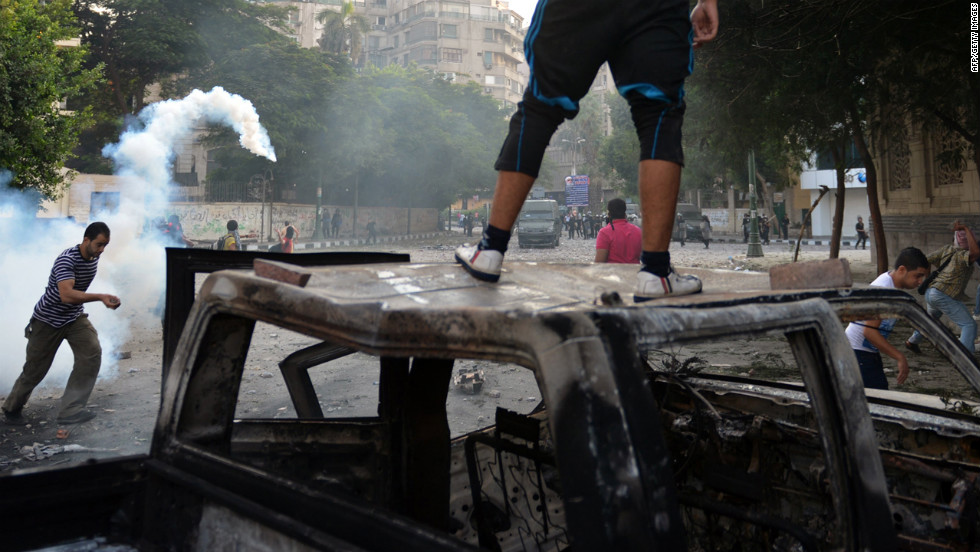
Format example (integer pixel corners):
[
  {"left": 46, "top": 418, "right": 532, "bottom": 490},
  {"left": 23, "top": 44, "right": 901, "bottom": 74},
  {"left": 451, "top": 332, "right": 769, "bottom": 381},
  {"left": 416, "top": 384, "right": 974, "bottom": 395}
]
[
  {"left": 265, "top": 168, "right": 276, "bottom": 242},
  {"left": 561, "top": 137, "right": 586, "bottom": 175},
  {"left": 746, "top": 150, "right": 764, "bottom": 257}
]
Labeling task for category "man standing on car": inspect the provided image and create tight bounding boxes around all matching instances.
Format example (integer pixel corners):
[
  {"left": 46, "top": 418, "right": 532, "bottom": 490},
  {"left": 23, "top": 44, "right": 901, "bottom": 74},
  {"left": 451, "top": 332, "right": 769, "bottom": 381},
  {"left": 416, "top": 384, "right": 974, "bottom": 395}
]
[
  {"left": 845, "top": 247, "right": 929, "bottom": 389},
  {"left": 2, "top": 222, "right": 121, "bottom": 425},
  {"left": 906, "top": 222, "right": 980, "bottom": 354},
  {"left": 454, "top": 0, "right": 719, "bottom": 301}
]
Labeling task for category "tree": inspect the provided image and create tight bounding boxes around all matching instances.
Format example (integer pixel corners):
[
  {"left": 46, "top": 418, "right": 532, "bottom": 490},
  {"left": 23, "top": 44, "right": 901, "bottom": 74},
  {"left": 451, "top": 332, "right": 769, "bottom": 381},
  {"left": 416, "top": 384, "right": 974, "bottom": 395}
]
[
  {"left": 878, "top": 1, "right": 979, "bottom": 180},
  {"left": 316, "top": 1, "right": 369, "bottom": 65},
  {"left": 596, "top": 91, "right": 640, "bottom": 196},
  {"left": 324, "top": 65, "right": 503, "bottom": 211},
  {"left": 68, "top": 0, "right": 291, "bottom": 173},
  {"left": 687, "top": 0, "right": 964, "bottom": 271},
  {"left": 186, "top": 42, "right": 346, "bottom": 194},
  {"left": 0, "top": 0, "right": 101, "bottom": 198}
]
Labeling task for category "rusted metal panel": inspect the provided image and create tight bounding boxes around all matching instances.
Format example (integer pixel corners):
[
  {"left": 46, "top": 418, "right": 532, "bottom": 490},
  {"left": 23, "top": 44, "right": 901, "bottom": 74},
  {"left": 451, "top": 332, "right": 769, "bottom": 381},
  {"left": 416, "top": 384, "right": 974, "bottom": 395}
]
[
  {"left": 163, "top": 248, "right": 410, "bottom": 376},
  {"left": 254, "top": 258, "right": 313, "bottom": 287},
  {"left": 769, "top": 257, "right": 853, "bottom": 290}
]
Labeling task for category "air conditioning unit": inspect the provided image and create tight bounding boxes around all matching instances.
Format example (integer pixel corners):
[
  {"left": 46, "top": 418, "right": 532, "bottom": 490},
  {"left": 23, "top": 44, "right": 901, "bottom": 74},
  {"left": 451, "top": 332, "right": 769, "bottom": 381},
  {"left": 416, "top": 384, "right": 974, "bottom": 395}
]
[
  {"left": 484, "top": 87, "right": 493, "bottom": 94},
  {"left": 484, "top": 64, "right": 493, "bottom": 69}
]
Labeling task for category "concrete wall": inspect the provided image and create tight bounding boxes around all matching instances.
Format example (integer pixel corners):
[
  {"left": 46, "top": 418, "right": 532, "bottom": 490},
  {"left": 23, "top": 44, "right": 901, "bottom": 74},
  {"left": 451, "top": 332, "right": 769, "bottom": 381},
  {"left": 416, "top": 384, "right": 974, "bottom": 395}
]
[{"left": 38, "top": 173, "right": 439, "bottom": 240}]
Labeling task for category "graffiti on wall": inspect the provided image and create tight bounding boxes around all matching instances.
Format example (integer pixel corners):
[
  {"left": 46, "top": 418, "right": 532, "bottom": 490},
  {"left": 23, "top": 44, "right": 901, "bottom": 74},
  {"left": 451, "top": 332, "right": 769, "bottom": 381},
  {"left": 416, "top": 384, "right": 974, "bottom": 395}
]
[{"left": 167, "top": 203, "right": 438, "bottom": 240}]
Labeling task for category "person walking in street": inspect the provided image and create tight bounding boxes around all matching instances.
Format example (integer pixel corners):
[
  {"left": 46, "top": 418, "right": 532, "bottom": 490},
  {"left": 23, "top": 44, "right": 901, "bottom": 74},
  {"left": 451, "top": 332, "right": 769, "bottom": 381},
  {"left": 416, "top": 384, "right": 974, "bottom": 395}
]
[
  {"left": 906, "top": 222, "right": 980, "bottom": 354},
  {"left": 279, "top": 223, "right": 297, "bottom": 253},
  {"left": 594, "top": 198, "right": 642, "bottom": 264},
  {"left": 780, "top": 214, "right": 789, "bottom": 241},
  {"left": 769, "top": 213, "right": 780, "bottom": 240},
  {"left": 2, "top": 222, "right": 121, "bottom": 425},
  {"left": 676, "top": 213, "right": 686, "bottom": 247},
  {"left": 855, "top": 216, "right": 868, "bottom": 249},
  {"left": 164, "top": 214, "right": 194, "bottom": 247},
  {"left": 217, "top": 220, "right": 241, "bottom": 251},
  {"left": 759, "top": 214, "right": 770, "bottom": 245},
  {"left": 699, "top": 215, "right": 712, "bottom": 248},
  {"left": 454, "top": 0, "right": 719, "bottom": 301},
  {"left": 331, "top": 209, "right": 342, "bottom": 238},
  {"left": 846, "top": 247, "right": 930, "bottom": 389},
  {"left": 742, "top": 213, "right": 751, "bottom": 243},
  {"left": 366, "top": 220, "right": 378, "bottom": 244}
]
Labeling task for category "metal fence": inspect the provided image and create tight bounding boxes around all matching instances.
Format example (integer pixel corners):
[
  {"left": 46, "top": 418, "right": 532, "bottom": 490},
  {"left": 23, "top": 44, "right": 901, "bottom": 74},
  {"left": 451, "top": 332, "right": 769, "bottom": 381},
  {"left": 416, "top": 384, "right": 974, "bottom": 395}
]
[{"left": 168, "top": 181, "right": 319, "bottom": 204}]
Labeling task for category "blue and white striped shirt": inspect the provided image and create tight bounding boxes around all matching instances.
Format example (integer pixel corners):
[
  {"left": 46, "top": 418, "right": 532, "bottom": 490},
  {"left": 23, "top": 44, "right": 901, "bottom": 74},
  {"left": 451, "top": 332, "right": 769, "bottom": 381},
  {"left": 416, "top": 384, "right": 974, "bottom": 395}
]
[{"left": 33, "top": 246, "right": 99, "bottom": 328}]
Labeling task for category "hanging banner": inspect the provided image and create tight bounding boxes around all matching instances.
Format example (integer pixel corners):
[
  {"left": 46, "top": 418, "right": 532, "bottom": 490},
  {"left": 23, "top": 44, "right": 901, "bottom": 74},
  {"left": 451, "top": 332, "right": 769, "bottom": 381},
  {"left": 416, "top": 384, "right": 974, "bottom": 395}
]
[{"left": 564, "top": 175, "right": 590, "bottom": 207}]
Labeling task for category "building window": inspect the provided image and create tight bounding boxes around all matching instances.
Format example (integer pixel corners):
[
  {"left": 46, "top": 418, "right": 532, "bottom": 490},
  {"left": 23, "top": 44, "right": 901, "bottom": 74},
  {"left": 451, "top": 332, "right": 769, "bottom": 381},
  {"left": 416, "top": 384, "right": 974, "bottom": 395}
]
[
  {"left": 376, "top": 16, "right": 386, "bottom": 26},
  {"left": 442, "top": 47, "right": 462, "bottom": 63},
  {"left": 935, "top": 130, "right": 966, "bottom": 186},
  {"left": 440, "top": 24, "right": 457, "bottom": 38},
  {"left": 888, "top": 135, "right": 911, "bottom": 191},
  {"left": 90, "top": 192, "right": 120, "bottom": 219},
  {"left": 393, "top": 35, "right": 399, "bottom": 48},
  {"left": 483, "top": 51, "right": 493, "bottom": 68},
  {"left": 411, "top": 21, "right": 437, "bottom": 42},
  {"left": 484, "top": 28, "right": 495, "bottom": 42}
]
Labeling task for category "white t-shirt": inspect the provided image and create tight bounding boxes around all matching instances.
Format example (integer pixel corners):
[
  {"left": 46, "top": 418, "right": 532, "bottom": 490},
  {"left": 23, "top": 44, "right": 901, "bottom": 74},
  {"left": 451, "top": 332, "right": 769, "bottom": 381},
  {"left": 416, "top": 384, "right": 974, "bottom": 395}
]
[{"left": 845, "top": 272, "right": 896, "bottom": 353}]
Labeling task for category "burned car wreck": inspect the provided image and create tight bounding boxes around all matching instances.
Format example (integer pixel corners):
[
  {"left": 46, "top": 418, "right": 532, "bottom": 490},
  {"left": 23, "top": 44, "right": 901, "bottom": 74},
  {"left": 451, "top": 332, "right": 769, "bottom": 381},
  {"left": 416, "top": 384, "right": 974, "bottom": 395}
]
[{"left": 2, "top": 250, "right": 979, "bottom": 551}]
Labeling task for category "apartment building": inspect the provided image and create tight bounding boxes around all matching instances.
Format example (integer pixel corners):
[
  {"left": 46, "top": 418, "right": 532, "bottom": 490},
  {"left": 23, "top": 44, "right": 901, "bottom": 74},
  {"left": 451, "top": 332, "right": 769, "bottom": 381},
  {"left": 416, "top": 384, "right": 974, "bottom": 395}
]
[{"left": 269, "top": 0, "right": 528, "bottom": 109}]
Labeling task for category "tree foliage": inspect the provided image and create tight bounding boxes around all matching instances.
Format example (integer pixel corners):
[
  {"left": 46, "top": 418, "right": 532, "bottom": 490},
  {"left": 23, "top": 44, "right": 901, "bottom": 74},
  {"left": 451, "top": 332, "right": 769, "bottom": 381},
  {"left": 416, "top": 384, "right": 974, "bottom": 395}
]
[
  {"left": 68, "top": 0, "right": 291, "bottom": 173},
  {"left": 0, "top": 0, "right": 101, "bottom": 197},
  {"left": 320, "top": 65, "right": 505, "bottom": 208},
  {"left": 684, "top": 0, "right": 972, "bottom": 270},
  {"left": 317, "top": 1, "right": 369, "bottom": 65}
]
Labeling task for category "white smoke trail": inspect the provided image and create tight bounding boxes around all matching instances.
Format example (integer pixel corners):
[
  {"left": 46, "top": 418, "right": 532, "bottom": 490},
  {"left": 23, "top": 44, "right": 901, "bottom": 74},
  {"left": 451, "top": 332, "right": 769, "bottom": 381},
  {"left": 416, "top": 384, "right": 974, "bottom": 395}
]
[{"left": 0, "top": 87, "right": 275, "bottom": 402}]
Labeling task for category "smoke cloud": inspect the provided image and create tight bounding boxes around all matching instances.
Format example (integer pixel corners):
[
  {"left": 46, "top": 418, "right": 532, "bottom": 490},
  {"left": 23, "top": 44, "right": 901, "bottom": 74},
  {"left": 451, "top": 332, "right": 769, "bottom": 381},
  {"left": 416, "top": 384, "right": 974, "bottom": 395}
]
[{"left": 0, "top": 87, "right": 275, "bottom": 401}]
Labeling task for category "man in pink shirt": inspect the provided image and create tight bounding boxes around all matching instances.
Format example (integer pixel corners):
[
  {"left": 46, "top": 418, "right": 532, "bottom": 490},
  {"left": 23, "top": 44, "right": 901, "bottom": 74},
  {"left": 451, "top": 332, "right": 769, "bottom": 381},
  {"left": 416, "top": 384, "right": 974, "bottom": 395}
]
[{"left": 595, "top": 198, "right": 642, "bottom": 264}]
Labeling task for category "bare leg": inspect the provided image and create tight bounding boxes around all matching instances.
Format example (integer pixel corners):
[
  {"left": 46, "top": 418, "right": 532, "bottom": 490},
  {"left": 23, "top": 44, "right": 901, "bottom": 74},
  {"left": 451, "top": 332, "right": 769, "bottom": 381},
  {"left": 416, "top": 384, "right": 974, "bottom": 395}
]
[
  {"left": 454, "top": 170, "right": 534, "bottom": 282},
  {"left": 637, "top": 160, "right": 681, "bottom": 251},
  {"left": 488, "top": 171, "right": 536, "bottom": 231},
  {"left": 633, "top": 159, "right": 702, "bottom": 300}
]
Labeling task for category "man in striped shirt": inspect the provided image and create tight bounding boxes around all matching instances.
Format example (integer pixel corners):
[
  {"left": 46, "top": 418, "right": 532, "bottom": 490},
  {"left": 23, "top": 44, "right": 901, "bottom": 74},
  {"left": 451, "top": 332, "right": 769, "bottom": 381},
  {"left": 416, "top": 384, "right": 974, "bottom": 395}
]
[{"left": 2, "top": 222, "right": 121, "bottom": 425}]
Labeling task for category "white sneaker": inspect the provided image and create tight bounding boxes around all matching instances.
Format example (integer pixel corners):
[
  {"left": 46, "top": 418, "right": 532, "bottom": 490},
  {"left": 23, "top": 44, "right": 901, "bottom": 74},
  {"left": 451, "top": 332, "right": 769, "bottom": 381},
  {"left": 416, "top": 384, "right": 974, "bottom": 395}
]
[
  {"left": 455, "top": 244, "right": 503, "bottom": 283},
  {"left": 634, "top": 268, "right": 702, "bottom": 302}
]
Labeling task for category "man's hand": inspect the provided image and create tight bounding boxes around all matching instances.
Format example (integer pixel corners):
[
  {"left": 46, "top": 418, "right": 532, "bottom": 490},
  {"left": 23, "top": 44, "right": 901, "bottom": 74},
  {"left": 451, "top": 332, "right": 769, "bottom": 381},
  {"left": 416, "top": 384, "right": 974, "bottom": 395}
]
[
  {"left": 102, "top": 294, "right": 121, "bottom": 310},
  {"left": 896, "top": 355, "right": 910, "bottom": 385},
  {"left": 691, "top": 0, "right": 719, "bottom": 48}
]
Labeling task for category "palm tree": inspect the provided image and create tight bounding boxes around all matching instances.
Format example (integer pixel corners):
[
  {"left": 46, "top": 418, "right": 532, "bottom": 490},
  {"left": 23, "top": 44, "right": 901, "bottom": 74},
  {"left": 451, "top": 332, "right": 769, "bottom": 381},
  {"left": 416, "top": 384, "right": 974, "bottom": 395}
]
[{"left": 316, "top": 1, "right": 370, "bottom": 64}]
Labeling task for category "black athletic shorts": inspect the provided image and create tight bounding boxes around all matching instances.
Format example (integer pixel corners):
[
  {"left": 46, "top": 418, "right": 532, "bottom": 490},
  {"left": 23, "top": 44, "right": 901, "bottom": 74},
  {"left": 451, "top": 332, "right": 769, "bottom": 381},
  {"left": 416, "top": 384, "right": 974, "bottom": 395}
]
[{"left": 496, "top": 0, "right": 693, "bottom": 176}]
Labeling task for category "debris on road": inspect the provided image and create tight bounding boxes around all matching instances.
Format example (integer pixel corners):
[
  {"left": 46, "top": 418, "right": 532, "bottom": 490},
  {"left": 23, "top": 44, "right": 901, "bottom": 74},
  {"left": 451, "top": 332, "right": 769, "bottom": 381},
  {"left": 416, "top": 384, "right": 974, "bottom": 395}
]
[{"left": 453, "top": 367, "right": 485, "bottom": 394}]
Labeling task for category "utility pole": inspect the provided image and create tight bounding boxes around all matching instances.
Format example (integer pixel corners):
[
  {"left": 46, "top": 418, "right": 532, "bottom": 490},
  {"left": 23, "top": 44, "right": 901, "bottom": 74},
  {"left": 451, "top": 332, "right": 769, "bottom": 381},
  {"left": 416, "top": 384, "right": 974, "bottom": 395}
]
[
  {"left": 314, "top": 168, "right": 324, "bottom": 240},
  {"left": 746, "top": 150, "right": 764, "bottom": 257}
]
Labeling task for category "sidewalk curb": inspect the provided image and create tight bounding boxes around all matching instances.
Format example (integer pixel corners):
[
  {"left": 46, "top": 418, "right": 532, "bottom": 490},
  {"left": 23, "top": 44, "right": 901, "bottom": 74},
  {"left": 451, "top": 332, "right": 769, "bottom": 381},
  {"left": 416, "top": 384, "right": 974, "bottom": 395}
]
[
  {"left": 240, "top": 231, "right": 448, "bottom": 252},
  {"left": 708, "top": 236, "right": 870, "bottom": 248}
]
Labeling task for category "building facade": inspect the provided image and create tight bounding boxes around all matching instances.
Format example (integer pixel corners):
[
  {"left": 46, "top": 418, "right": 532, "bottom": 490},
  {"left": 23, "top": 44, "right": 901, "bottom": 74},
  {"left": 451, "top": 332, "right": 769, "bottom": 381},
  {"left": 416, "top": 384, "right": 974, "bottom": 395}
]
[
  {"left": 874, "top": 123, "right": 979, "bottom": 258},
  {"left": 798, "top": 150, "right": 870, "bottom": 240},
  {"left": 268, "top": 0, "right": 528, "bottom": 109}
]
